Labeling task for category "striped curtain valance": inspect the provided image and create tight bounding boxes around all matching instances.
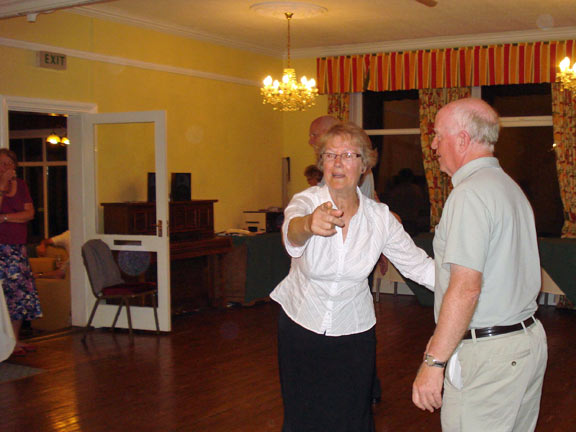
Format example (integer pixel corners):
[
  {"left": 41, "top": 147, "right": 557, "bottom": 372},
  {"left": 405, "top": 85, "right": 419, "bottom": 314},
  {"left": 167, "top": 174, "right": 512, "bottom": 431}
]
[{"left": 317, "top": 40, "right": 576, "bottom": 94}]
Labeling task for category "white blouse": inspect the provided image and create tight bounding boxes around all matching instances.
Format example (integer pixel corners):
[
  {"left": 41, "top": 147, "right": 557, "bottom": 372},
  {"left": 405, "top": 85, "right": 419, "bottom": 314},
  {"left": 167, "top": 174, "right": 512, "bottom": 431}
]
[{"left": 270, "top": 185, "right": 434, "bottom": 336}]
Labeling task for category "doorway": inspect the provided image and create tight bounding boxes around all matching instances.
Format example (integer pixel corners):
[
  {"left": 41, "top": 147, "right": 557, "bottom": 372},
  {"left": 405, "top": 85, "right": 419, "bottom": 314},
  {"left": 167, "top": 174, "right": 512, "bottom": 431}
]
[
  {"left": 1, "top": 95, "right": 97, "bottom": 333},
  {"left": 7, "top": 111, "right": 70, "bottom": 337}
]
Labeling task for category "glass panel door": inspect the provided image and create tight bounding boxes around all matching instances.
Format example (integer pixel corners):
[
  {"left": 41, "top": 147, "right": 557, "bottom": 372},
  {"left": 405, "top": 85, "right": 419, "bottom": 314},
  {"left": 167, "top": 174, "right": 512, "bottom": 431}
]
[{"left": 83, "top": 111, "right": 170, "bottom": 332}]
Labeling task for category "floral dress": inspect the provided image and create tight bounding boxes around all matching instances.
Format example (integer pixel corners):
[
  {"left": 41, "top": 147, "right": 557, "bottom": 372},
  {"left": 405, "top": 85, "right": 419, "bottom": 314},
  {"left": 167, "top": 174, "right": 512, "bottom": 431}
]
[{"left": 0, "top": 179, "right": 42, "bottom": 321}]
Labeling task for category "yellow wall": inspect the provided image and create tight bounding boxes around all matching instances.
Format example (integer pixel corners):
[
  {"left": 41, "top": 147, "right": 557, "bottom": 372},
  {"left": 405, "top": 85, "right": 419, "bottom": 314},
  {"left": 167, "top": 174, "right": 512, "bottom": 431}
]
[
  {"left": 95, "top": 123, "right": 156, "bottom": 204},
  {"left": 281, "top": 58, "right": 329, "bottom": 198},
  {"left": 1, "top": 11, "right": 321, "bottom": 231}
]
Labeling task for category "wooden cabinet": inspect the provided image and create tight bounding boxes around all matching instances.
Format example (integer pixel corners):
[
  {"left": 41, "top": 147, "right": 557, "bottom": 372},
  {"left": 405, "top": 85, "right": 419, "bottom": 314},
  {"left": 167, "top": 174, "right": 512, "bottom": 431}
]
[
  {"left": 101, "top": 200, "right": 231, "bottom": 312},
  {"left": 101, "top": 200, "right": 217, "bottom": 241}
]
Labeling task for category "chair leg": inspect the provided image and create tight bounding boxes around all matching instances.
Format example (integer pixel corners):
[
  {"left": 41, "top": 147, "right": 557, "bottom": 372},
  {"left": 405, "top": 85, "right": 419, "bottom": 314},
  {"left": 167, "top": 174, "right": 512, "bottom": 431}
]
[
  {"left": 152, "top": 293, "right": 160, "bottom": 334},
  {"left": 111, "top": 302, "right": 124, "bottom": 331},
  {"left": 83, "top": 298, "right": 101, "bottom": 341},
  {"left": 124, "top": 298, "right": 134, "bottom": 336}
]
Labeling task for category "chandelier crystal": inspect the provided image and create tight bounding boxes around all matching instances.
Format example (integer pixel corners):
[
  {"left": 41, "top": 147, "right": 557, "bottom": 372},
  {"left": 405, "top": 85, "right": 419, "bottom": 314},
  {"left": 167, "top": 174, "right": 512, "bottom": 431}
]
[
  {"left": 558, "top": 57, "right": 576, "bottom": 92},
  {"left": 261, "top": 12, "right": 318, "bottom": 111}
]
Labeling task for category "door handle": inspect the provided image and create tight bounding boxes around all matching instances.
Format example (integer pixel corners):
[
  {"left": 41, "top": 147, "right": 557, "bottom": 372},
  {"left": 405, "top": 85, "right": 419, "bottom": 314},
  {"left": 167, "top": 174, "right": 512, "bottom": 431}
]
[{"left": 154, "top": 220, "right": 163, "bottom": 237}]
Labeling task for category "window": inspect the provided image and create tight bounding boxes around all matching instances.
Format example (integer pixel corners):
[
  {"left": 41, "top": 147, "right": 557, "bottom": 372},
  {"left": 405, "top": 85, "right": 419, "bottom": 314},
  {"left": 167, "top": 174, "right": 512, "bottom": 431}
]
[
  {"left": 9, "top": 112, "right": 68, "bottom": 243},
  {"left": 354, "top": 83, "right": 563, "bottom": 236},
  {"left": 361, "top": 90, "right": 430, "bottom": 235},
  {"left": 481, "top": 84, "right": 562, "bottom": 237}
]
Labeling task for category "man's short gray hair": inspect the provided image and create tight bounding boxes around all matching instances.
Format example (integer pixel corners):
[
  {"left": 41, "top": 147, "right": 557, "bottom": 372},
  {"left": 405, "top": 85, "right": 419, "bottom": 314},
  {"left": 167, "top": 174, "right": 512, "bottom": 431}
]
[{"left": 450, "top": 99, "right": 500, "bottom": 152}]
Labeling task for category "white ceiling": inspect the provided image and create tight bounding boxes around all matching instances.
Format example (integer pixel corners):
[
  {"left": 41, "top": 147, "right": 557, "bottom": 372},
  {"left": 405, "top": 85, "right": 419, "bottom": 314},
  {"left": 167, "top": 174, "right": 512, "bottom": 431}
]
[{"left": 2, "top": 0, "right": 576, "bottom": 58}]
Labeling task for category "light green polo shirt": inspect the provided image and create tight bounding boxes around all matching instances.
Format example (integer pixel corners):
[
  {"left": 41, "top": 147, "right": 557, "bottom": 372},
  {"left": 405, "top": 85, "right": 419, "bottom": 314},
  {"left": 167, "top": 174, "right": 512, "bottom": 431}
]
[{"left": 433, "top": 157, "right": 540, "bottom": 328}]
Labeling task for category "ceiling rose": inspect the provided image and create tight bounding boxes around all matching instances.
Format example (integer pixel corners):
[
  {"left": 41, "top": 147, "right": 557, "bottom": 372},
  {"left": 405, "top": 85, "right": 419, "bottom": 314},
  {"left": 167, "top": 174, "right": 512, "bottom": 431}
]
[{"left": 250, "top": 2, "right": 327, "bottom": 19}]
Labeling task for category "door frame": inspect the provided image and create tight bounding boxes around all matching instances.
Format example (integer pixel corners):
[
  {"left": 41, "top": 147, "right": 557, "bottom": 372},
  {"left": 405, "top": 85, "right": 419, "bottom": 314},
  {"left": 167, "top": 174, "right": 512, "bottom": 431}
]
[{"left": 1, "top": 95, "right": 97, "bottom": 328}]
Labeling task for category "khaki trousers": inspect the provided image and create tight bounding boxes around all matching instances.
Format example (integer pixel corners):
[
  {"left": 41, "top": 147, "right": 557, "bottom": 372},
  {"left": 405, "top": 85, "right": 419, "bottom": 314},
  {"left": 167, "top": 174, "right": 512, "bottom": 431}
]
[{"left": 441, "top": 319, "right": 547, "bottom": 432}]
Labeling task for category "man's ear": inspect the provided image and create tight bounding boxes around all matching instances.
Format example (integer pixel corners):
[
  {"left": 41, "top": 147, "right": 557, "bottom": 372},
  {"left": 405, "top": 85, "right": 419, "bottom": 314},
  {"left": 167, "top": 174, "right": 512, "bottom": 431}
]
[{"left": 457, "top": 130, "right": 471, "bottom": 153}]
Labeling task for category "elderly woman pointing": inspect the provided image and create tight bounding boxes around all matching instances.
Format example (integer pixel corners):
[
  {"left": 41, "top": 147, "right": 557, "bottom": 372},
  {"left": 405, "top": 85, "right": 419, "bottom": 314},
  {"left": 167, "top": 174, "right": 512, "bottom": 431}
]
[{"left": 271, "top": 123, "right": 434, "bottom": 432}]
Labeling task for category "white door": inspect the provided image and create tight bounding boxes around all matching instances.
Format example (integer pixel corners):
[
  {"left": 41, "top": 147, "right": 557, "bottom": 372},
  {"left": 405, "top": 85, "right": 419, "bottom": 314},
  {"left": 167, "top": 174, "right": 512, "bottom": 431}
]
[{"left": 81, "top": 111, "right": 171, "bottom": 332}]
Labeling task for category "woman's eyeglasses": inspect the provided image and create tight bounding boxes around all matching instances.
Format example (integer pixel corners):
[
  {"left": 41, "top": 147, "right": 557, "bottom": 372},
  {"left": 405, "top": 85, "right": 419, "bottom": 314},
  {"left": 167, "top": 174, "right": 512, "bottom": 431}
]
[{"left": 321, "top": 152, "right": 362, "bottom": 162}]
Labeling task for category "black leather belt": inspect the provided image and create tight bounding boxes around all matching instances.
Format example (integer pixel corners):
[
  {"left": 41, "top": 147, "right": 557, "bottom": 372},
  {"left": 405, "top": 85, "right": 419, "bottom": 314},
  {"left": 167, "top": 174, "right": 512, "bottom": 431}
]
[{"left": 463, "top": 317, "right": 536, "bottom": 340}]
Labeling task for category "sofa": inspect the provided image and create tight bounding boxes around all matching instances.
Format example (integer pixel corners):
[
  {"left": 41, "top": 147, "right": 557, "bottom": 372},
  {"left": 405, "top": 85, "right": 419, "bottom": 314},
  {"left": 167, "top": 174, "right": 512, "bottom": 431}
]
[{"left": 29, "top": 245, "right": 71, "bottom": 332}]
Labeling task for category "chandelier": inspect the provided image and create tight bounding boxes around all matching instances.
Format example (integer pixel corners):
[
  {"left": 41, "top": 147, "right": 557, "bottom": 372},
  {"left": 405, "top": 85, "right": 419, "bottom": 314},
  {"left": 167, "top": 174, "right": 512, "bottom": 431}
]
[
  {"left": 558, "top": 57, "right": 576, "bottom": 92},
  {"left": 261, "top": 12, "right": 318, "bottom": 111}
]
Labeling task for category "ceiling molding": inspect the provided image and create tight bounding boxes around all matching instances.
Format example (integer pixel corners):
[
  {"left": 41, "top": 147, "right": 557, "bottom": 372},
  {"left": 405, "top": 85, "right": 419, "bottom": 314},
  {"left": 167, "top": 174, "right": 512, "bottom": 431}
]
[
  {"left": 249, "top": 2, "right": 328, "bottom": 20},
  {"left": 0, "top": 37, "right": 260, "bottom": 87},
  {"left": 0, "top": 0, "right": 104, "bottom": 18},
  {"left": 70, "top": 8, "right": 279, "bottom": 57},
  {"left": 292, "top": 26, "right": 576, "bottom": 58}
]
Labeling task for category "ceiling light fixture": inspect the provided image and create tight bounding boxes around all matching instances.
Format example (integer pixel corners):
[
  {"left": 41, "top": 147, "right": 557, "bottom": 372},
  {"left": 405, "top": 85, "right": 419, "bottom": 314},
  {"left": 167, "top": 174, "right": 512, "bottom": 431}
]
[
  {"left": 46, "top": 132, "right": 70, "bottom": 146},
  {"left": 558, "top": 57, "right": 576, "bottom": 92},
  {"left": 259, "top": 9, "right": 319, "bottom": 111},
  {"left": 46, "top": 132, "right": 61, "bottom": 145}
]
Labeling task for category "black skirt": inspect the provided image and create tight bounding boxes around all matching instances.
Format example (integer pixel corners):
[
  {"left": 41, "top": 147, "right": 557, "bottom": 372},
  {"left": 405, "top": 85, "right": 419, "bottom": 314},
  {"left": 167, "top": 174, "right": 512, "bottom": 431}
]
[{"left": 277, "top": 308, "right": 375, "bottom": 432}]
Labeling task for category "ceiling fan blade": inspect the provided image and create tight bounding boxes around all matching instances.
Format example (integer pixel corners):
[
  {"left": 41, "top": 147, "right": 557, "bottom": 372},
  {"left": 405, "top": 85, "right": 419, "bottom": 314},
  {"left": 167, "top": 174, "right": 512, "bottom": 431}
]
[{"left": 415, "top": 0, "right": 438, "bottom": 7}]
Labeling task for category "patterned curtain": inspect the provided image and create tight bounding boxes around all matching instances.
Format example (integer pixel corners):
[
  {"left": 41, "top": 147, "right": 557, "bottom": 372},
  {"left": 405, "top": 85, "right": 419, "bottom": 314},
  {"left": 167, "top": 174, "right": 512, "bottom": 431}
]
[
  {"left": 551, "top": 83, "right": 576, "bottom": 238},
  {"left": 317, "top": 40, "right": 576, "bottom": 94},
  {"left": 419, "top": 87, "right": 471, "bottom": 230},
  {"left": 327, "top": 93, "right": 350, "bottom": 122}
]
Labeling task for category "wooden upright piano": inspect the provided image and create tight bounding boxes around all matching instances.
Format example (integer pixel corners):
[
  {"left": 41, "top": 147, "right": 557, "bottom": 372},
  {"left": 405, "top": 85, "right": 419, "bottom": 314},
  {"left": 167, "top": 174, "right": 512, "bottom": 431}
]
[{"left": 101, "top": 200, "right": 231, "bottom": 312}]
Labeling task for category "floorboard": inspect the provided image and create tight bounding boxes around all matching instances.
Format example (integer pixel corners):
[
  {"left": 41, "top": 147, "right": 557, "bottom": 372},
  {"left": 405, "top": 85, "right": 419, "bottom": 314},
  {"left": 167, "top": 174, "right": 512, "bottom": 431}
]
[{"left": 1, "top": 295, "right": 574, "bottom": 431}]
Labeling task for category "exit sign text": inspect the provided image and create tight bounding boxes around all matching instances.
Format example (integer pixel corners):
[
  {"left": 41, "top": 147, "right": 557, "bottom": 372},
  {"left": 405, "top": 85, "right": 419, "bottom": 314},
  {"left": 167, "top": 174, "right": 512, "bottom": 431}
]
[{"left": 37, "top": 51, "right": 67, "bottom": 70}]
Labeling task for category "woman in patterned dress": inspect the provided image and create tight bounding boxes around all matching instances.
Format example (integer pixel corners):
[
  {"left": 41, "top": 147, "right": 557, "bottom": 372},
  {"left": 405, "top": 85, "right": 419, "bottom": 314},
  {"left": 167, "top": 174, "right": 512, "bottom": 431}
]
[{"left": 0, "top": 148, "right": 41, "bottom": 356}]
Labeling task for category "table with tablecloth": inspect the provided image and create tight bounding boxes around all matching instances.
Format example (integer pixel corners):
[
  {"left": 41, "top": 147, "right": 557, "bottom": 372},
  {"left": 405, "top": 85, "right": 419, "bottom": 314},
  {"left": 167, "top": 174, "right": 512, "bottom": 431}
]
[
  {"left": 220, "top": 233, "right": 291, "bottom": 305},
  {"left": 404, "top": 233, "right": 576, "bottom": 307}
]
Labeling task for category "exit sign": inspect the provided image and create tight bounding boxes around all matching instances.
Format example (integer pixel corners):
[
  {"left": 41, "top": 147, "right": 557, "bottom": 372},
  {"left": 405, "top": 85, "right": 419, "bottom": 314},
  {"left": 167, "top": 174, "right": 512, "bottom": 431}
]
[{"left": 36, "top": 51, "right": 67, "bottom": 70}]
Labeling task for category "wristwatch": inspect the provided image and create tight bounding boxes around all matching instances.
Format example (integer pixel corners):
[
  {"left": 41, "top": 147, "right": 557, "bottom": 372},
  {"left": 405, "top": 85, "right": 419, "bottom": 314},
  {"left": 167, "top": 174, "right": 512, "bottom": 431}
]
[{"left": 424, "top": 354, "right": 447, "bottom": 368}]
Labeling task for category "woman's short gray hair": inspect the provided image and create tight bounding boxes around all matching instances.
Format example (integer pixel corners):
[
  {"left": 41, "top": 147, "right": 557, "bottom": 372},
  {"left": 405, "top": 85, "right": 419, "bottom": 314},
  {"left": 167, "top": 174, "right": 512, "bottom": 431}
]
[{"left": 316, "top": 122, "right": 378, "bottom": 171}]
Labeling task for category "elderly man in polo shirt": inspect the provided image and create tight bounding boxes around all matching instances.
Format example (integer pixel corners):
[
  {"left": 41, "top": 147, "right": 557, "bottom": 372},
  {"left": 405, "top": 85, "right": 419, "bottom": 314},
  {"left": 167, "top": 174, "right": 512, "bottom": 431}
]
[{"left": 412, "top": 98, "right": 547, "bottom": 432}]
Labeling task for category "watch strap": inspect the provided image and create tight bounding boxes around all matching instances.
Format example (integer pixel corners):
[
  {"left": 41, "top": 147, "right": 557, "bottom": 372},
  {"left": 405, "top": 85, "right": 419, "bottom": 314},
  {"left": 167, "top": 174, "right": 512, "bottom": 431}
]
[{"left": 424, "top": 354, "right": 447, "bottom": 368}]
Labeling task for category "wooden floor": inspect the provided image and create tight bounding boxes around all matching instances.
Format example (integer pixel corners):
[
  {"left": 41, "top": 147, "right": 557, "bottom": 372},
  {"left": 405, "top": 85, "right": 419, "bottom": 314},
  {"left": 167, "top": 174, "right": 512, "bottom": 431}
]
[{"left": 1, "top": 295, "right": 575, "bottom": 431}]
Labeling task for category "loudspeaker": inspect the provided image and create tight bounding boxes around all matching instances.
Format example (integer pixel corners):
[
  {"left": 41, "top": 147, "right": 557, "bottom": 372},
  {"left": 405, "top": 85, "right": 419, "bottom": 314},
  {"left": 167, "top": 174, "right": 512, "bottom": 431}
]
[
  {"left": 147, "top": 172, "right": 156, "bottom": 202},
  {"left": 171, "top": 173, "right": 191, "bottom": 201}
]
